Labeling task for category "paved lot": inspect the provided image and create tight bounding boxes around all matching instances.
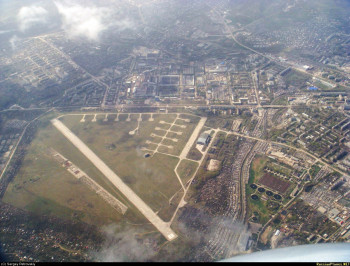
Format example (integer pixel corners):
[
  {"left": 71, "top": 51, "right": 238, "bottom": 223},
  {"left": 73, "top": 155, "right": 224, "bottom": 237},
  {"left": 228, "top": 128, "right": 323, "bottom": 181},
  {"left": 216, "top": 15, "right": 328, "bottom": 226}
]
[
  {"left": 179, "top": 117, "right": 207, "bottom": 159},
  {"left": 51, "top": 118, "right": 177, "bottom": 241}
]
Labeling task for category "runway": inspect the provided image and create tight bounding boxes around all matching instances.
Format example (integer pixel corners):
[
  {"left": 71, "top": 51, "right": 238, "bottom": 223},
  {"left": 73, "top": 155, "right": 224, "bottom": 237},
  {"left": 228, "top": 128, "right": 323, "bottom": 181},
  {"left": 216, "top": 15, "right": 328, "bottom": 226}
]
[{"left": 51, "top": 118, "right": 178, "bottom": 241}]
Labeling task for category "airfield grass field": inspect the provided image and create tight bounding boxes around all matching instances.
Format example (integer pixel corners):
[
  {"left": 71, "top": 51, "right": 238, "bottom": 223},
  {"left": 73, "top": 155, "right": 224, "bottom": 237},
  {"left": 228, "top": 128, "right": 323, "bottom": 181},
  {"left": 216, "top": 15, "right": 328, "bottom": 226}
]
[
  {"left": 60, "top": 113, "right": 196, "bottom": 216},
  {"left": 177, "top": 159, "right": 199, "bottom": 186},
  {"left": 2, "top": 118, "right": 135, "bottom": 226},
  {"left": 4, "top": 111, "right": 204, "bottom": 234}
]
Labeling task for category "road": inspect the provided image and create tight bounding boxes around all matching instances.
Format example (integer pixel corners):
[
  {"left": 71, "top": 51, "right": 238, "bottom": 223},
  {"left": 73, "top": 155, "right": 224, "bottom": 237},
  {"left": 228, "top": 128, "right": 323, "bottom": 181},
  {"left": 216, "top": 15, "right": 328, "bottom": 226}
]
[
  {"left": 213, "top": 8, "right": 350, "bottom": 91},
  {"left": 0, "top": 108, "right": 53, "bottom": 182},
  {"left": 113, "top": 103, "right": 321, "bottom": 110},
  {"left": 37, "top": 37, "right": 110, "bottom": 89},
  {"left": 51, "top": 118, "right": 177, "bottom": 241},
  {"left": 251, "top": 71, "right": 261, "bottom": 107},
  {"left": 173, "top": 116, "right": 207, "bottom": 190},
  {"left": 221, "top": 130, "right": 350, "bottom": 180},
  {"left": 169, "top": 129, "right": 219, "bottom": 225},
  {"left": 238, "top": 112, "right": 267, "bottom": 222}
]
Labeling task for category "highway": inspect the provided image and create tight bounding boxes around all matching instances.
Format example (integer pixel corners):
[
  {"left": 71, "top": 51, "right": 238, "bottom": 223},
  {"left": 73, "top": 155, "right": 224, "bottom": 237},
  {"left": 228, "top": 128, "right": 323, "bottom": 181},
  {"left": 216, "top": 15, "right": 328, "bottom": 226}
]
[{"left": 51, "top": 118, "right": 177, "bottom": 241}]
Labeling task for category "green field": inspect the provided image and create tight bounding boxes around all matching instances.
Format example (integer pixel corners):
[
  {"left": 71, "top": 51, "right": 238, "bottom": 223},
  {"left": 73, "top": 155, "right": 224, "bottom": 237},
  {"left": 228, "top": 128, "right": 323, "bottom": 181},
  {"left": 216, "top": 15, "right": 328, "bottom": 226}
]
[
  {"left": 283, "top": 69, "right": 311, "bottom": 88},
  {"left": 2, "top": 118, "right": 130, "bottom": 226},
  {"left": 177, "top": 159, "right": 199, "bottom": 187},
  {"left": 4, "top": 112, "right": 202, "bottom": 228},
  {"left": 248, "top": 155, "right": 269, "bottom": 184},
  {"left": 246, "top": 155, "right": 281, "bottom": 225},
  {"left": 59, "top": 113, "right": 201, "bottom": 220}
]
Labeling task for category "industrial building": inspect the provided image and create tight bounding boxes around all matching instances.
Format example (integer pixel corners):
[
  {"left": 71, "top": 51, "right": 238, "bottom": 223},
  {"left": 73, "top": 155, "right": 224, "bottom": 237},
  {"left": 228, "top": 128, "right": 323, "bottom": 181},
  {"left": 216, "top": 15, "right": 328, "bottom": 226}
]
[{"left": 197, "top": 132, "right": 211, "bottom": 145}]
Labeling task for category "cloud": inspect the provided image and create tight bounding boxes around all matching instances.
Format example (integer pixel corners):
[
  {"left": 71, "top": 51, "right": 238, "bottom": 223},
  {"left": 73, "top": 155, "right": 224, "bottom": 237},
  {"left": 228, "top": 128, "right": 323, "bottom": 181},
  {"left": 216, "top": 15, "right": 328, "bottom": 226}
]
[
  {"left": 54, "top": 1, "right": 111, "bottom": 41},
  {"left": 9, "top": 35, "right": 21, "bottom": 50},
  {"left": 176, "top": 207, "right": 252, "bottom": 259},
  {"left": 109, "top": 18, "right": 135, "bottom": 32},
  {"left": 53, "top": 1, "right": 136, "bottom": 42},
  {"left": 91, "top": 224, "right": 156, "bottom": 262},
  {"left": 0, "top": 30, "right": 13, "bottom": 35},
  {"left": 17, "top": 5, "right": 49, "bottom": 32}
]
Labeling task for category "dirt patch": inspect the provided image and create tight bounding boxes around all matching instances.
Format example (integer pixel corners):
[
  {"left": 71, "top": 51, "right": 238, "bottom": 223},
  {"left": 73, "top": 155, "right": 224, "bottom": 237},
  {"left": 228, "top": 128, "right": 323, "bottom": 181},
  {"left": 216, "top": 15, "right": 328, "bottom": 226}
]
[
  {"left": 260, "top": 226, "right": 272, "bottom": 245},
  {"left": 259, "top": 173, "right": 291, "bottom": 194},
  {"left": 207, "top": 159, "right": 220, "bottom": 171}
]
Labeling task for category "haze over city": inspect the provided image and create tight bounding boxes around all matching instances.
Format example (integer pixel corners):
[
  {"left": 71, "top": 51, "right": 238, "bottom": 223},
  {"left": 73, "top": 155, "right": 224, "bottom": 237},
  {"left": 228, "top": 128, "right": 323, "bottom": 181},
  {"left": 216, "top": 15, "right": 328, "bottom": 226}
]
[{"left": 0, "top": 0, "right": 350, "bottom": 262}]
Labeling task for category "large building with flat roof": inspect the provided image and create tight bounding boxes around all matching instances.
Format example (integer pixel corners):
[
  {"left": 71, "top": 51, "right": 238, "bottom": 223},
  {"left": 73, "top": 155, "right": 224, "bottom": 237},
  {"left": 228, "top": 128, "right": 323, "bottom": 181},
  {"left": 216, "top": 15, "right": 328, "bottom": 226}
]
[{"left": 197, "top": 132, "right": 210, "bottom": 145}]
